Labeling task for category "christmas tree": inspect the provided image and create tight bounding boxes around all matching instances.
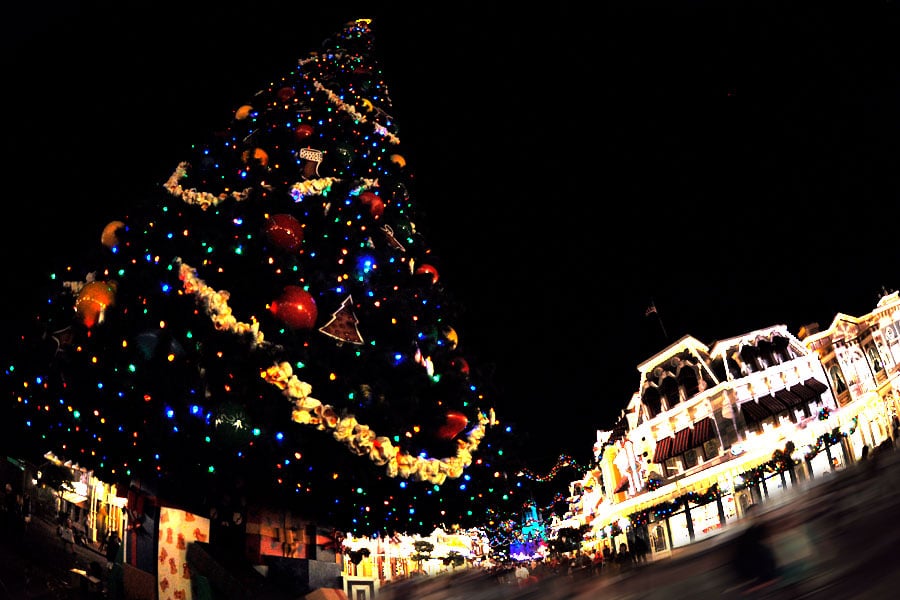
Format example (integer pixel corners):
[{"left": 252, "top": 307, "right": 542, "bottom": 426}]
[{"left": 3, "top": 19, "right": 514, "bottom": 537}]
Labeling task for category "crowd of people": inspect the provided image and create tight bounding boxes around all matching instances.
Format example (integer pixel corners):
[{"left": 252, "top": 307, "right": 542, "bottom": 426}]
[
  {"left": 376, "top": 536, "right": 658, "bottom": 600},
  {"left": 494, "top": 534, "right": 654, "bottom": 590}
]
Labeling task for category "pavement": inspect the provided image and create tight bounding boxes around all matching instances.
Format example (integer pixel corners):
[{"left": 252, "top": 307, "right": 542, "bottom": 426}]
[{"left": 0, "top": 513, "right": 112, "bottom": 599}]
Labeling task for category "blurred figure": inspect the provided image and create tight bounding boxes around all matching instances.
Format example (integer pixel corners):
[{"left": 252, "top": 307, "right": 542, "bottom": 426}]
[
  {"left": 733, "top": 507, "right": 779, "bottom": 594},
  {"left": 632, "top": 535, "right": 650, "bottom": 564},
  {"left": 60, "top": 518, "right": 76, "bottom": 554},
  {"left": 106, "top": 531, "right": 121, "bottom": 567},
  {"left": 615, "top": 542, "right": 631, "bottom": 573},
  {"left": 591, "top": 548, "right": 604, "bottom": 576},
  {"left": 514, "top": 561, "right": 530, "bottom": 587}
]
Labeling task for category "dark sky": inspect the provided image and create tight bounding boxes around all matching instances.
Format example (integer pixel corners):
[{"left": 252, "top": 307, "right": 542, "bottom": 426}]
[{"left": 3, "top": 2, "right": 900, "bottom": 470}]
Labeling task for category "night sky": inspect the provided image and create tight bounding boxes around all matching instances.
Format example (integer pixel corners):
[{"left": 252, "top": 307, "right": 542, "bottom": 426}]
[{"left": 3, "top": 2, "right": 900, "bottom": 472}]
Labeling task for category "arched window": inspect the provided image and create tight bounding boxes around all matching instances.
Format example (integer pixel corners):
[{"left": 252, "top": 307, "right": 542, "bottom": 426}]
[
  {"left": 865, "top": 344, "right": 884, "bottom": 374},
  {"left": 829, "top": 365, "right": 847, "bottom": 394},
  {"left": 659, "top": 375, "right": 681, "bottom": 409},
  {"left": 676, "top": 365, "right": 701, "bottom": 399},
  {"left": 642, "top": 387, "right": 663, "bottom": 419}
]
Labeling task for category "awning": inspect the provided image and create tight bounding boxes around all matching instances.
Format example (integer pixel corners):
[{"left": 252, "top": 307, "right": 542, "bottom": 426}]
[
  {"left": 61, "top": 490, "right": 88, "bottom": 508},
  {"left": 804, "top": 378, "right": 829, "bottom": 394},
  {"left": 759, "top": 394, "right": 788, "bottom": 415},
  {"left": 653, "top": 436, "right": 674, "bottom": 463},
  {"left": 613, "top": 477, "right": 630, "bottom": 494},
  {"left": 691, "top": 417, "right": 715, "bottom": 446},
  {"left": 789, "top": 382, "right": 818, "bottom": 402},
  {"left": 672, "top": 427, "right": 693, "bottom": 456},
  {"left": 774, "top": 388, "right": 803, "bottom": 408},
  {"left": 741, "top": 400, "right": 770, "bottom": 423}
]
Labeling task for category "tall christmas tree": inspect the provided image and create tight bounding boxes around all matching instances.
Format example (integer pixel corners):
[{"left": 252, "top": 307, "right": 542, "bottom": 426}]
[{"left": 3, "top": 19, "right": 514, "bottom": 537}]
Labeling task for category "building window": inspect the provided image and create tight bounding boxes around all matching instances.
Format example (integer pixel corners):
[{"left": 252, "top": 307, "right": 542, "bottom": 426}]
[
  {"left": 683, "top": 448, "right": 698, "bottom": 469},
  {"left": 829, "top": 365, "right": 847, "bottom": 394},
  {"left": 702, "top": 438, "right": 720, "bottom": 461},
  {"left": 664, "top": 457, "right": 680, "bottom": 477},
  {"left": 714, "top": 410, "right": 738, "bottom": 450},
  {"left": 865, "top": 344, "right": 884, "bottom": 374}
]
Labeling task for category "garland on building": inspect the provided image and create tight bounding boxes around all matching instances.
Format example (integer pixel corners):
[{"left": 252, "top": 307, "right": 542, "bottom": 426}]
[{"left": 626, "top": 483, "right": 720, "bottom": 526}]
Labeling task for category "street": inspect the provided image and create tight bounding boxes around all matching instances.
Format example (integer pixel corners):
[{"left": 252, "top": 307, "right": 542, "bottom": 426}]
[
  {"left": 0, "top": 512, "right": 111, "bottom": 599},
  {"left": 4, "top": 446, "right": 900, "bottom": 600},
  {"left": 378, "top": 444, "right": 900, "bottom": 599}
]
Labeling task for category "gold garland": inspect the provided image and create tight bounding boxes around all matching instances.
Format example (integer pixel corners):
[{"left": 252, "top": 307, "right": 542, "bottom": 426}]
[
  {"left": 164, "top": 162, "right": 252, "bottom": 210},
  {"left": 176, "top": 259, "right": 496, "bottom": 485}
]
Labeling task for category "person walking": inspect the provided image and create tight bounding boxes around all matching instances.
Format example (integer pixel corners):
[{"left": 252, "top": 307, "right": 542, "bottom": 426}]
[
  {"left": 733, "top": 508, "right": 779, "bottom": 594},
  {"left": 632, "top": 535, "right": 649, "bottom": 564},
  {"left": 105, "top": 531, "right": 121, "bottom": 567},
  {"left": 60, "top": 517, "right": 76, "bottom": 555},
  {"left": 892, "top": 414, "right": 900, "bottom": 446},
  {"left": 591, "top": 548, "right": 604, "bottom": 576},
  {"left": 615, "top": 542, "right": 631, "bottom": 574}
]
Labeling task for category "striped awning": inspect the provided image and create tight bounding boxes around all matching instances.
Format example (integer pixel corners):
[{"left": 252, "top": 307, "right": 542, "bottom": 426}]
[
  {"left": 759, "top": 394, "right": 788, "bottom": 415},
  {"left": 672, "top": 427, "right": 693, "bottom": 456},
  {"left": 741, "top": 400, "right": 770, "bottom": 423},
  {"left": 692, "top": 417, "right": 715, "bottom": 446},
  {"left": 804, "top": 378, "right": 829, "bottom": 394},
  {"left": 774, "top": 388, "right": 803, "bottom": 407},
  {"left": 653, "top": 436, "right": 674, "bottom": 463},
  {"left": 789, "top": 382, "right": 818, "bottom": 402}
]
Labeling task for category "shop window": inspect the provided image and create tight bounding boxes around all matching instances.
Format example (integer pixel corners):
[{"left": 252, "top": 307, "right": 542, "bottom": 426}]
[{"left": 652, "top": 524, "right": 668, "bottom": 552}]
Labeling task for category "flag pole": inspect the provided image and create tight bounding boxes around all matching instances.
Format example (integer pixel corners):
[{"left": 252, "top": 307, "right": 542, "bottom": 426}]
[{"left": 646, "top": 299, "right": 668, "bottom": 340}]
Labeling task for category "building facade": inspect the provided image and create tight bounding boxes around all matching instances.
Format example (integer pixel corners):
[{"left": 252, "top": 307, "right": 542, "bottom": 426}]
[{"left": 556, "top": 291, "right": 900, "bottom": 558}]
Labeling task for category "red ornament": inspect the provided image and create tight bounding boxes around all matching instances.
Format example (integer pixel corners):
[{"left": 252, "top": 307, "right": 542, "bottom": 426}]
[
  {"left": 271, "top": 286, "right": 318, "bottom": 330},
  {"left": 450, "top": 357, "right": 470, "bottom": 377},
  {"left": 359, "top": 191, "right": 384, "bottom": 218},
  {"left": 368, "top": 197, "right": 384, "bottom": 218},
  {"left": 276, "top": 87, "right": 296, "bottom": 102},
  {"left": 265, "top": 214, "right": 304, "bottom": 252},
  {"left": 415, "top": 264, "right": 439, "bottom": 284},
  {"left": 294, "top": 123, "right": 315, "bottom": 141},
  {"left": 436, "top": 411, "right": 469, "bottom": 440}
]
